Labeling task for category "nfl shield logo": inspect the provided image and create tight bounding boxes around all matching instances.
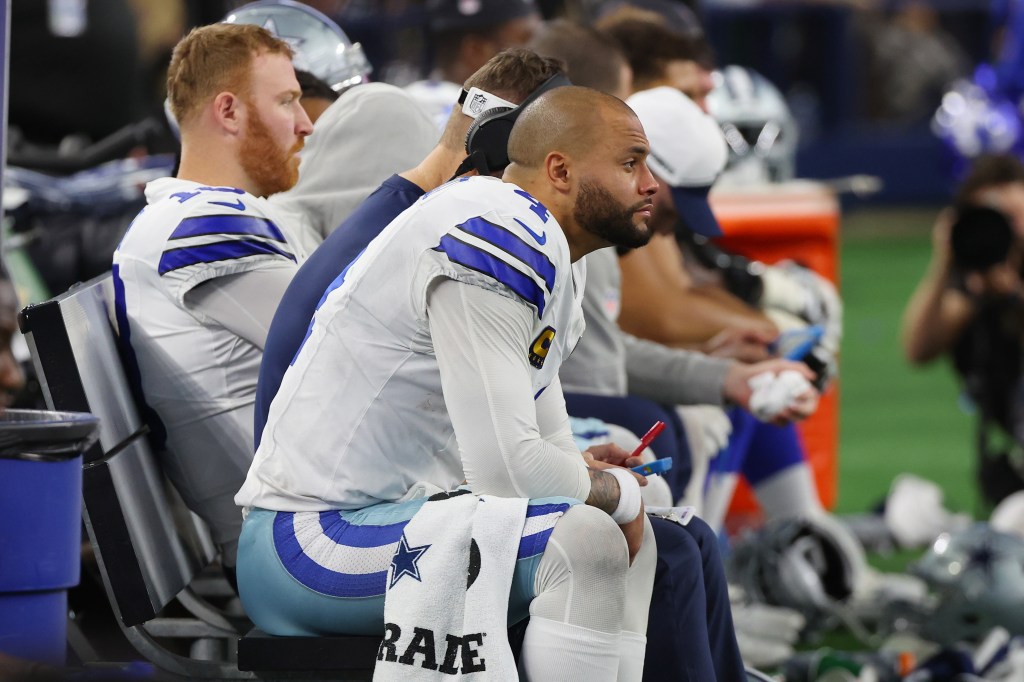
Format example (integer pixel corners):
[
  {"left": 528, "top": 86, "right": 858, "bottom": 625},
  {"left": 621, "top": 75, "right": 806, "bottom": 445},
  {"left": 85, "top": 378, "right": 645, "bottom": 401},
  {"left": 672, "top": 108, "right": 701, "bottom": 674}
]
[{"left": 469, "top": 93, "right": 488, "bottom": 116}]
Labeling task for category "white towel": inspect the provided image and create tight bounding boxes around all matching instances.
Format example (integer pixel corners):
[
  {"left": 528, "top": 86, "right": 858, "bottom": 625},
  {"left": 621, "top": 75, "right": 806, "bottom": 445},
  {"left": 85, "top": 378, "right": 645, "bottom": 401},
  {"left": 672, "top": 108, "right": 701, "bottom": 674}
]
[
  {"left": 374, "top": 491, "right": 527, "bottom": 681},
  {"left": 462, "top": 495, "right": 528, "bottom": 679},
  {"left": 747, "top": 369, "right": 814, "bottom": 422}
]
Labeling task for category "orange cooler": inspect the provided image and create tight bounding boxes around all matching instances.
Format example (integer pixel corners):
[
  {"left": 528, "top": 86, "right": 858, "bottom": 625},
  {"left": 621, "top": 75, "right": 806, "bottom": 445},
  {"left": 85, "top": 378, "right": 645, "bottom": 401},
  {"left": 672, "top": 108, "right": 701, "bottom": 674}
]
[{"left": 708, "top": 181, "right": 840, "bottom": 514}]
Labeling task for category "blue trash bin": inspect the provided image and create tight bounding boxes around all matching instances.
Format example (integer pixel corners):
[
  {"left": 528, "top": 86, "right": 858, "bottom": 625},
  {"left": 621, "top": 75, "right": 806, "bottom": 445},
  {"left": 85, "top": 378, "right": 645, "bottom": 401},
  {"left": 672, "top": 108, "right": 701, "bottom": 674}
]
[{"left": 0, "top": 409, "right": 99, "bottom": 665}]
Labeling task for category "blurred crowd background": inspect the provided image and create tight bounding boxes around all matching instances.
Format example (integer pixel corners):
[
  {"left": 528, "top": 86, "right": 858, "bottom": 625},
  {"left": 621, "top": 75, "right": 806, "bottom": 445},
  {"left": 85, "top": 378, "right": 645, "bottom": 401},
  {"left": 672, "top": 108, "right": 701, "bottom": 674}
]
[{"left": 3, "top": 0, "right": 1000, "bottom": 205}]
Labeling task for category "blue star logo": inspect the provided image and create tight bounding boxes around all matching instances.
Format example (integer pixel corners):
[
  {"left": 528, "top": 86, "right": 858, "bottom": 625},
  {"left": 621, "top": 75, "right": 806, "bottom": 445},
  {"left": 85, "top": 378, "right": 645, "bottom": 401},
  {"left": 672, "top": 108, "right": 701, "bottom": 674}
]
[{"left": 390, "top": 534, "right": 430, "bottom": 589}]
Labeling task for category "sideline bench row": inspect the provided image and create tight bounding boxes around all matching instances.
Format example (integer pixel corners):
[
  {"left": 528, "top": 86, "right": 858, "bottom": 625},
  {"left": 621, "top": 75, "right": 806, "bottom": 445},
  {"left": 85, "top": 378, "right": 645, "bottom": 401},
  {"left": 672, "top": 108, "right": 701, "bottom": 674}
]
[{"left": 20, "top": 272, "right": 379, "bottom": 680}]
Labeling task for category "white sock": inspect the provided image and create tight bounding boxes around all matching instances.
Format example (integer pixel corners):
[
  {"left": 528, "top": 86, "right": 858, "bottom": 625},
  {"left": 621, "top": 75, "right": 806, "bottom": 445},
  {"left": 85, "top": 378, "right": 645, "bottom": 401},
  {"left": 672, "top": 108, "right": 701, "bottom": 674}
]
[
  {"left": 617, "top": 631, "right": 647, "bottom": 681},
  {"left": 679, "top": 454, "right": 708, "bottom": 514},
  {"left": 519, "top": 617, "right": 620, "bottom": 682},
  {"left": 754, "top": 464, "right": 823, "bottom": 521},
  {"left": 702, "top": 472, "right": 739, "bottom": 534}
]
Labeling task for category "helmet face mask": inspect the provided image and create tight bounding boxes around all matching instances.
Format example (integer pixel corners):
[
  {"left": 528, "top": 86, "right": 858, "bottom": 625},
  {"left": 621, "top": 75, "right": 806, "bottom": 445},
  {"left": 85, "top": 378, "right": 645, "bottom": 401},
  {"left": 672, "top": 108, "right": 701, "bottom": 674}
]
[
  {"left": 706, "top": 66, "right": 797, "bottom": 185},
  {"left": 223, "top": 0, "right": 372, "bottom": 92}
]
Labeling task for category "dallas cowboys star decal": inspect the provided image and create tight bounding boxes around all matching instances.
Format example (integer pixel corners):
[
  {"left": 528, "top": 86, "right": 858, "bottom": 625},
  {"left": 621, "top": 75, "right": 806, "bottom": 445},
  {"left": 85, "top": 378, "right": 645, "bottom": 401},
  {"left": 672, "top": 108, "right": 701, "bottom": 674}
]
[
  {"left": 261, "top": 18, "right": 306, "bottom": 52},
  {"left": 390, "top": 534, "right": 430, "bottom": 589}
]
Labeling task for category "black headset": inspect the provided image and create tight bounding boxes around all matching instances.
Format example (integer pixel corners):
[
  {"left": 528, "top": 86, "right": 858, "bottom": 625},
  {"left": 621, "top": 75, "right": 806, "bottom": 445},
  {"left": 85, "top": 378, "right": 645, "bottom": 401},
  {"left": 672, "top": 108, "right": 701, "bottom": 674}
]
[{"left": 452, "top": 72, "right": 573, "bottom": 178}]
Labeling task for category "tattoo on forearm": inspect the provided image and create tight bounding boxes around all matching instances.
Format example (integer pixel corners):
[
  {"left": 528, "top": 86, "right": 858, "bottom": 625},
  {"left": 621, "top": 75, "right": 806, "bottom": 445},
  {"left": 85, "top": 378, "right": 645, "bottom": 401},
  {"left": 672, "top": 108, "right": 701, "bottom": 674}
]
[{"left": 586, "top": 469, "right": 620, "bottom": 515}]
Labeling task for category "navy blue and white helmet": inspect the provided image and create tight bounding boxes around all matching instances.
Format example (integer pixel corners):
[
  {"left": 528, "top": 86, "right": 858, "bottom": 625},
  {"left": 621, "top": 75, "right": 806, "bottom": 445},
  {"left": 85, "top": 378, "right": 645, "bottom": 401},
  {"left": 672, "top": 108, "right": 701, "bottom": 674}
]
[
  {"left": 912, "top": 524, "right": 1024, "bottom": 645},
  {"left": 223, "top": 0, "right": 371, "bottom": 92},
  {"left": 706, "top": 65, "right": 798, "bottom": 185}
]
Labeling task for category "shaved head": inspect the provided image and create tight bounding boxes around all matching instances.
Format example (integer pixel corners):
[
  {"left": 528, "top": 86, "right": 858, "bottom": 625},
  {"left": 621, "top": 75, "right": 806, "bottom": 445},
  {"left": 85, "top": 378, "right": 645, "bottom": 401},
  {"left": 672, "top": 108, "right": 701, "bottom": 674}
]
[
  {"left": 503, "top": 85, "right": 657, "bottom": 260},
  {"left": 507, "top": 86, "right": 638, "bottom": 168}
]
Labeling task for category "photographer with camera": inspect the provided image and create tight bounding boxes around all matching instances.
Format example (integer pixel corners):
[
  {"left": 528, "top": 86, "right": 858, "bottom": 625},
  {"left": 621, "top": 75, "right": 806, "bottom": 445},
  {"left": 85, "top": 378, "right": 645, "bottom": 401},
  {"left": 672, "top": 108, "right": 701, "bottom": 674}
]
[{"left": 903, "top": 154, "right": 1024, "bottom": 506}]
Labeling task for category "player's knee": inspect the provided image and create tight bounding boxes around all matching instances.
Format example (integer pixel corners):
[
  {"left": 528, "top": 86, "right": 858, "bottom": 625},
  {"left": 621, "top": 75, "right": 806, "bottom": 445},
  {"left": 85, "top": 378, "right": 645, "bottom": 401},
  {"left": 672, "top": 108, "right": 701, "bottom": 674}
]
[
  {"left": 553, "top": 504, "right": 630, "bottom": 584},
  {"left": 685, "top": 515, "right": 717, "bottom": 552},
  {"left": 648, "top": 516, "right": 701, "bottom": 577}
]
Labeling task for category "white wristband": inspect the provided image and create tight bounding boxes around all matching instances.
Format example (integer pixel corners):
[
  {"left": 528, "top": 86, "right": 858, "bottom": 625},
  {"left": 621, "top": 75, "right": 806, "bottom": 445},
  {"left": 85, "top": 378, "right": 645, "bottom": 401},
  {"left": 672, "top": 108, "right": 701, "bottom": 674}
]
[{"left": 606, "top": 467, "right": 642, "bottom": 524}]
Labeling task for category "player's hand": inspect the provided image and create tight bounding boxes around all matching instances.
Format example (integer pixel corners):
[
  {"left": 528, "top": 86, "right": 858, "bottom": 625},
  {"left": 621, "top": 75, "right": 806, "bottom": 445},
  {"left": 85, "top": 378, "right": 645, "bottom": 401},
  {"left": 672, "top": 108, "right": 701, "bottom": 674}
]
[
  {"left": 723, "top": 359, "right": 819, "bottom": 425},
  {"left": 965, "top": 262, "right": 1024, "bottom": 298},
  {"left": 703, "top": 327, "right": 776, "bottom": 363},
  {"left": 619, "top": 500, "right": 646, "bottom": 565},
  {"left": 583, "top": 457, "right": 647, "bottom": 564},
  {"left": 932, "top": 207, "right": 955, "bottom": 268},
  {"left": 583, "top": 446, "right": 647, "bottom": 486}
]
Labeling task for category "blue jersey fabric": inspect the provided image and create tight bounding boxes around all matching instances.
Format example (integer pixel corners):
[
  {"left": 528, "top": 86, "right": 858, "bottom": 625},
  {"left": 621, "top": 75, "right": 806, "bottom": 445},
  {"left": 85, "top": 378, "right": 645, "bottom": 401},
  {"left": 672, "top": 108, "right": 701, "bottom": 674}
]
[{"left": 254, "top": 174, "right": 425, "bottom": 446}]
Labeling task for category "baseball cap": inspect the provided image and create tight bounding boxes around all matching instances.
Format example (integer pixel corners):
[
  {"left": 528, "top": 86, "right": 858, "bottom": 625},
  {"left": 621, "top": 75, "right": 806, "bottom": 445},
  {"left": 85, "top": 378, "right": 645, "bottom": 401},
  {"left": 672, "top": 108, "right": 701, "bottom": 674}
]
[
  {"left": 427, "top": 0, "right": 539, "bottom": 33},
  {"left": 626, "top": 86, "right": 728, "bottom": 236}
]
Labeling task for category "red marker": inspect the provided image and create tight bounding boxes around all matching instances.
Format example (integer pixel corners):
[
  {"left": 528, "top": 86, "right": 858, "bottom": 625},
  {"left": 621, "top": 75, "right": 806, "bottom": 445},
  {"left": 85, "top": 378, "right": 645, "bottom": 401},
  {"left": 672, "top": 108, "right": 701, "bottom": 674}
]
[{"left": 629, "top": 421, "right": 666, "bottom": 459}]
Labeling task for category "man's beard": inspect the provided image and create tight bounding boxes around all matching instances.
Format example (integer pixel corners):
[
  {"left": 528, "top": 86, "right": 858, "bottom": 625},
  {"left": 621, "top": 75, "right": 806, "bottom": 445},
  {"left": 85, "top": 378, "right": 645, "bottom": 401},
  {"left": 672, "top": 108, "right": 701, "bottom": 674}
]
[
  {"left": 573, "top": 179, "right": 652, "bottom": 249},
  {"left": 239, "top": 105, "right": 303, "bottom": 197}
]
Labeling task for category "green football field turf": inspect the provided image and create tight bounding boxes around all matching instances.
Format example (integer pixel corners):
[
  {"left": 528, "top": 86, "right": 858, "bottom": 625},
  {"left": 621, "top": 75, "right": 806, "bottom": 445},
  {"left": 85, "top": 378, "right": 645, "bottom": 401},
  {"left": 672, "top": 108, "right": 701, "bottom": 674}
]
[
  {"left": 784, "top": 207, "right": 981, "bottom": 657},
  {"left": 835, "top": 207, "right": 979, "bottom": 519}
]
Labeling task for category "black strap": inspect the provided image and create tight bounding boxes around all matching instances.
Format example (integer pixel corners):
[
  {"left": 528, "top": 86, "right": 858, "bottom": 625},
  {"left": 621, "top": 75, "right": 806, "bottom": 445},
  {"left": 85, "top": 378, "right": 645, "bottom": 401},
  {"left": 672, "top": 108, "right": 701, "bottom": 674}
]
[{"left": 449, "top": 155, "right": 478, "bottom": 182}]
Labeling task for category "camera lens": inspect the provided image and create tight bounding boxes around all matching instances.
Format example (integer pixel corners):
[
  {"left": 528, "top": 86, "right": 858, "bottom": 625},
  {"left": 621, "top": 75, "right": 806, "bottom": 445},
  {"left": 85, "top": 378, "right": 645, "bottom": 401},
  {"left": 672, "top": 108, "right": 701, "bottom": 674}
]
[{"left": 950, "top": 206, "right": 1014, "bottom": 271}]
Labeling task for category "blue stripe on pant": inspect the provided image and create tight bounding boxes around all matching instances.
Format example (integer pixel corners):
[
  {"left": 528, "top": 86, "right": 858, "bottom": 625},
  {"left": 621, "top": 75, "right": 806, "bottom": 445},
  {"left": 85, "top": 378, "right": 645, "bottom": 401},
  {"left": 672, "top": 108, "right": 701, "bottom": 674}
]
[
  {"left": 237, "top": 496, "right": 575, "bottom": 636},
  {"left": 710, "top": 408, "right": 806, "bottom": 485}
]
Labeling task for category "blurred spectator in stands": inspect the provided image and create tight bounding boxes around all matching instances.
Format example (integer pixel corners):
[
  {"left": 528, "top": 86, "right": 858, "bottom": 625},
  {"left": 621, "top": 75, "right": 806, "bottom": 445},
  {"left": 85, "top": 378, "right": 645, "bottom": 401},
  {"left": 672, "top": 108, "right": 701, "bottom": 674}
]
[
  {"left": 571, "top": 0, "right": 703, "bottom": 36},
  {"left": 861, "top": 0, "right": 968, "bottom": 125},
  {"left": 405, "top": 0, "right": 542, "bottom": 130}
]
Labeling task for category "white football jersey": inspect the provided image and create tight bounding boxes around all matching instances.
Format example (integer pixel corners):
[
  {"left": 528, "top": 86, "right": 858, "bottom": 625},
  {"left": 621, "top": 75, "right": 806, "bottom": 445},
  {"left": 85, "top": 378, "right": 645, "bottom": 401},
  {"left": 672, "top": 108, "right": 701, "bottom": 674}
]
[
  {"left": 237, "top": 176, "right": 586, "bottom": 511},
  {"left": 112, "top": 178, "right": 301, "bottom": 548}
]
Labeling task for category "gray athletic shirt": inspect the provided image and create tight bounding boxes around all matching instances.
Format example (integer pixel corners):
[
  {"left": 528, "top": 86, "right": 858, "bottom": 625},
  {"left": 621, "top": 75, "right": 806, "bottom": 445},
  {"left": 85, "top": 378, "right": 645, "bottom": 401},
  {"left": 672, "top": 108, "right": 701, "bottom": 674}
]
[{"left": 559, "top": 247, "right": 731, "bottom": 406}]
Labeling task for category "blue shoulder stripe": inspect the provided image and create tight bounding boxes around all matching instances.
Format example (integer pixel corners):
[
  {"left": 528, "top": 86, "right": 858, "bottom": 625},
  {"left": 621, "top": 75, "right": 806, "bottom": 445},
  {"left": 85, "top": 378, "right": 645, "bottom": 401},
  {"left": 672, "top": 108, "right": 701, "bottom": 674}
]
[
  {"left": 158, "top": 239, "right": 296, "bottom": 275},
  {"left": 169, "top": 214, "right": 287, "bottom": 243},
  {"left": 437, "top": 234, "right": 547, "bottom": 317},
  {"left": 457, "top": 217, "right": 556, "bottom": 292}
]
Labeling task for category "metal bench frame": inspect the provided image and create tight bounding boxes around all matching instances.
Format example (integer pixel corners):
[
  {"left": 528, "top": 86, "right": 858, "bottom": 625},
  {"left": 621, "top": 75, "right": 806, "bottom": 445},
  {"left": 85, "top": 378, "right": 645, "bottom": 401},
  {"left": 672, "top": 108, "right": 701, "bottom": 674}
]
[{"left": 20, "top": 273, "right": 378, "bottom": 680}]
